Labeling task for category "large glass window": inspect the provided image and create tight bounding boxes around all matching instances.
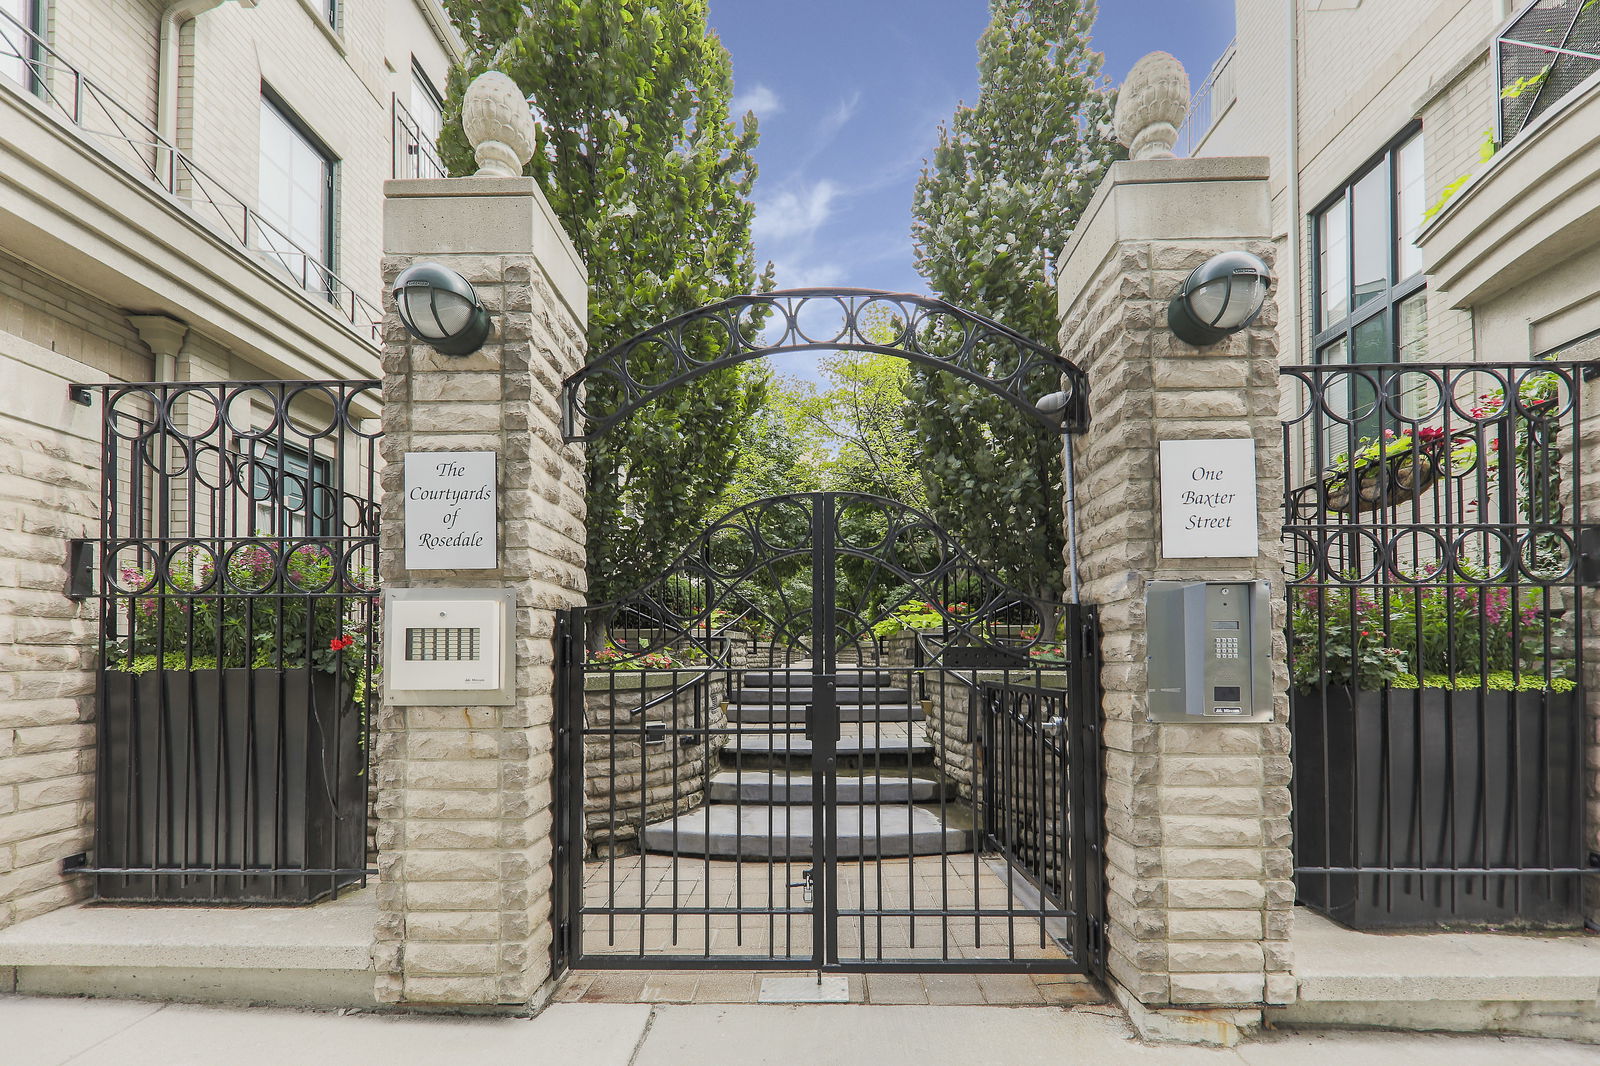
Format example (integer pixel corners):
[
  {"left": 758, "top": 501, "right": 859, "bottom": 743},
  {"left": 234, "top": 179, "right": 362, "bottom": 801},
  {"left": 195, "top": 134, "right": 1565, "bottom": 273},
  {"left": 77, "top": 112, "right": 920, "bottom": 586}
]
[
  {"left": 1312, "top": 127, "right": 1427, "bottom": 360},
  {"left": 0, "top": 0, "right": 37, "bottom": 89},
  {"left": 257, "top": 93, "right": 334, "bottom": 296},
  {"left": 405, "top": 59, "right": 445, "bottom": 179}
]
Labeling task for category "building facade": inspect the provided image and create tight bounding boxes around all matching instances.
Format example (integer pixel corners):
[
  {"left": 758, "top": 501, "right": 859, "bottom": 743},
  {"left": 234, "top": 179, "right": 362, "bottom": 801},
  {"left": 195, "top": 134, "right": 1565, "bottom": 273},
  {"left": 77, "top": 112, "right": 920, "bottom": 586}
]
[{"left": 0, "top": 0, "right": 459, "bottom": 933}]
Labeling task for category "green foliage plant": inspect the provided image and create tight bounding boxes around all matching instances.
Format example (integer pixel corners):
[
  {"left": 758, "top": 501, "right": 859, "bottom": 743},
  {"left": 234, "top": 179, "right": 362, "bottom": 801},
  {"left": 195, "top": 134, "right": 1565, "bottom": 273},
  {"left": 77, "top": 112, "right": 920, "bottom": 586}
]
[
  {"left": 440, "top": 0, "right": 772, "bottom": 618},
  {"left": 910, "top": 0, "right": 1123, "bottom": 605}
]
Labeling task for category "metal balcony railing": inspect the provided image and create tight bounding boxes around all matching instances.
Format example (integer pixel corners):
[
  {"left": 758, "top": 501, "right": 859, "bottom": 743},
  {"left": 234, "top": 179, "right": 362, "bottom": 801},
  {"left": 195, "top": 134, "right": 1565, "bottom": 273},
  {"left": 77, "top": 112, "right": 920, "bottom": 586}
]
[
  {"left": 392, "top": 94, "right": 447, "bottom": 180},
  {"left": 1177, "top": 40, "right": 1236, "bottom": 158},
  {"left": 0, "top": 10, "right": 383, "bottom": 342},
  {"left": 1496, "top": 0, "right": 1600, "bottom": 144}
]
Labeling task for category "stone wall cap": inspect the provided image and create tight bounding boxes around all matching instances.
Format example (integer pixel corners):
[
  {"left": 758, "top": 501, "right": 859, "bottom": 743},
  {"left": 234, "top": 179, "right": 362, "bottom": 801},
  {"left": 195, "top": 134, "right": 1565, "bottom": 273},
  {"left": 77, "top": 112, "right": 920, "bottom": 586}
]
[
  {"left": 384, "top": 176, "right": 541, "bottom": 198},
  {"left": 1104, "top": 156, "right": 1272, "bottom": 185}
]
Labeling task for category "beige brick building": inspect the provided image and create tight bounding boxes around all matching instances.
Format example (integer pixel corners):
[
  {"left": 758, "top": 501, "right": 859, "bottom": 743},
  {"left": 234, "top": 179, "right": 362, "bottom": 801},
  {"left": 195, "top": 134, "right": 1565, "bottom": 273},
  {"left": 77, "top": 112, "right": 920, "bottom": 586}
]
[{"left": 0, "top": 0, "right": 459, "bottom": 934}]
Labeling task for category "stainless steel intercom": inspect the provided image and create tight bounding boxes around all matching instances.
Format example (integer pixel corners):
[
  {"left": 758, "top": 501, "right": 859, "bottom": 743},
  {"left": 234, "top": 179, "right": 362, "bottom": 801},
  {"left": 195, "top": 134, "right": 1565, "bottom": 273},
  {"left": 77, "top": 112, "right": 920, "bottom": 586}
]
[
  {"left": 383, "top": 587, "right": 516, "bottom": 706},
  {"left": 1146, "top": 580, "right": 1272, "bottom": 723}
]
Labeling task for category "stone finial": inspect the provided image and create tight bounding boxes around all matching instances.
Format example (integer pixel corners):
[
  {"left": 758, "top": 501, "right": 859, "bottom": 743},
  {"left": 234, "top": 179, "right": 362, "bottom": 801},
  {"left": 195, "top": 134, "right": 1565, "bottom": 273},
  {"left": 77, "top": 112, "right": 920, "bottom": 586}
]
[
  {"left": 1114, "top": 51, "right": 1191, "bottom": 161},
  {"left": 461, "top": 70, "right": 536, "bottom": 177}
]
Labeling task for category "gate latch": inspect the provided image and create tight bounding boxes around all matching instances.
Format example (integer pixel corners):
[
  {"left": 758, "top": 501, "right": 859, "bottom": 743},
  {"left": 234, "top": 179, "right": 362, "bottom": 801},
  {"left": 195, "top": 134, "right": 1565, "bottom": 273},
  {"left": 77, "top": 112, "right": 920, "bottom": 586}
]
[
  {"left": 1042, "top": 716, "right": 1067, "bottom": 738},
  {"left": 790, "top": 867, "right": 814, "bottom": 903}
]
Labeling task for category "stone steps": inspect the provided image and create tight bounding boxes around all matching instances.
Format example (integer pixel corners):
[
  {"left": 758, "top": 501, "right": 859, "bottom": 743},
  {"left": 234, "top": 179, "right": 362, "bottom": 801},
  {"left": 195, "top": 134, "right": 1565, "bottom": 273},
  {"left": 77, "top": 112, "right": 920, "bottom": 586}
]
[
  {"left": 725, "top": 702, "right": 924, "bottom": 724},
  {"left": 640, "top": 803, "right": 970, "bottom": 860},
  {"left": 731, "top": 686, "right": 914, "bottom": 705},
  {"left": 741, "top": 669, "right": 895, "bottom": 687},
  {"left": 707, "top": 770, "right": 945, "bottom": 804},
  {"left": 723, "top": 730, "right": 933, "bottom": 762}
]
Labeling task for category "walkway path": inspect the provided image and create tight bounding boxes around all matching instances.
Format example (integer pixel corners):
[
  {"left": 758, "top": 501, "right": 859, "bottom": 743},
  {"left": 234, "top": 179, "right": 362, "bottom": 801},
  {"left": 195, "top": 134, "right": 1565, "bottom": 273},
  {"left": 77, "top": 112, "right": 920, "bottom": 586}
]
[{"left": 5, "top": 995, "right": 1597, "bottom": 1065}]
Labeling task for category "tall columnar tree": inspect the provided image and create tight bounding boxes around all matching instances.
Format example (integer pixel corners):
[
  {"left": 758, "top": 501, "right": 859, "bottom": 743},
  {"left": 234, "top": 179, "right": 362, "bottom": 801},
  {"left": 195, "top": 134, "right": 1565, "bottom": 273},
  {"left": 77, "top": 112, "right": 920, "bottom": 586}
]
[
  {"left": 909, "top": 0, "right": 1121, "bottom": 603},
  {"left": 440, "top": 0, "right": 772, "bottom": 606}
]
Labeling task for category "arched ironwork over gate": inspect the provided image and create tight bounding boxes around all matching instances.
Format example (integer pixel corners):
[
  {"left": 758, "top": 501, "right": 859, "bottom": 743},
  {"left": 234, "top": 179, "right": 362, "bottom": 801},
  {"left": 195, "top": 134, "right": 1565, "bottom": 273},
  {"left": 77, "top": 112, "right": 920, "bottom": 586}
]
[{"left": 560, "top": 287, "right": 1091, "bottom": 442}]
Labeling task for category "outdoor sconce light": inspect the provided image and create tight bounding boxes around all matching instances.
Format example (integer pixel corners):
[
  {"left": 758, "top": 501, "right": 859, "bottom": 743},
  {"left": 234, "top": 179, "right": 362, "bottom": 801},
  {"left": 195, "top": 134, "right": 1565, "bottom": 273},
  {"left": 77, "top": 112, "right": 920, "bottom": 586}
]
[
  {"left": 1166, "top": 251, "right": 1273, "bottom": 347},
  {"left": 392, "top": 261, "right": 492, "bottom": 356}
]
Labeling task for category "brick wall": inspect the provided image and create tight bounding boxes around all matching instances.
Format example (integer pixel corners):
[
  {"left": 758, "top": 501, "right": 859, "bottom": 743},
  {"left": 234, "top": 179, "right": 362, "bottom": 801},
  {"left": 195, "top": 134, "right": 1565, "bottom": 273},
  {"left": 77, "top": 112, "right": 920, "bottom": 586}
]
[{"left": 0, "top": 338, "right": 105, "bottom": 931}]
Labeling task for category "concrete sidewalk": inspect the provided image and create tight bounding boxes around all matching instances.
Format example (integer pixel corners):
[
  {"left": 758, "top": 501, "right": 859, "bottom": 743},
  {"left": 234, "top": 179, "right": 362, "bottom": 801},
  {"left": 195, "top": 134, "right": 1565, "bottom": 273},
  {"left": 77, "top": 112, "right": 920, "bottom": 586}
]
[{"left": 5, "top": 995, "right": 1600, "bottom": 1065}]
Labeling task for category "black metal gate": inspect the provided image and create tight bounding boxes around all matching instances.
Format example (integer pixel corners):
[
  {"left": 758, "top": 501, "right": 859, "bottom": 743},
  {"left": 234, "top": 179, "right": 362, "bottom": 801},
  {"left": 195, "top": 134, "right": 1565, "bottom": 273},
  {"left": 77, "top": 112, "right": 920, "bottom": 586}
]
[
  {"left": 553, "top": 491, "right": 1104, "bottom": 975},
  {"left": 75, "top": 380, "right": 381, "bottom": 903}
]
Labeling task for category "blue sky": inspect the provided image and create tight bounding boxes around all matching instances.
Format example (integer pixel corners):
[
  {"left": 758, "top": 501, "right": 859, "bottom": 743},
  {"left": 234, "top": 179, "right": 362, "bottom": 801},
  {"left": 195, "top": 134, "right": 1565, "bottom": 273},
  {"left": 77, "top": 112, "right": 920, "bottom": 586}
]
[{"left": 705, "top": 0, "right": 1237, "bottom": 301}]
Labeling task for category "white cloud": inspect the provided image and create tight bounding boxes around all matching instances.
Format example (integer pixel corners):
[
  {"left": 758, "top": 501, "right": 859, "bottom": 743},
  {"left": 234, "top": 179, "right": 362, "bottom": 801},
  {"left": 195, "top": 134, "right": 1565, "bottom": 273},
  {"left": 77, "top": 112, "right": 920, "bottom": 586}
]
[
  {"left": 771, "top": 256, "right": 845, "bottom": 290},
  {"left": 754, "top": 180, "right": 840, "bottom": 242},
  {"left": 732, "top": 83, "right": 782, "bottom": 117}
]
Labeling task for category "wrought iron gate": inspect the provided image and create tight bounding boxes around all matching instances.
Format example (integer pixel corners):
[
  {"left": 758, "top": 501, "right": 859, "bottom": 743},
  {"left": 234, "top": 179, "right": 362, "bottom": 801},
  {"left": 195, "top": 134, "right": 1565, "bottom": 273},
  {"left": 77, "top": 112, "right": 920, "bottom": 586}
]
[
  {"left": 553, "top": 492, "right": 1104, "bottom": 975},
  {"left": 76, "top": 380, "right": 381, "bottom": 903}
]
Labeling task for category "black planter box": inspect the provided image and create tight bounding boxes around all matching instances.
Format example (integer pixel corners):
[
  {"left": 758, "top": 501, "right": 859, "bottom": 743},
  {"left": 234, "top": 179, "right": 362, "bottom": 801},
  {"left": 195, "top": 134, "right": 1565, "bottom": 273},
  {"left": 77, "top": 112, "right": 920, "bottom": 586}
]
[
  {"left": 95, "top": 668, "right": 366, "bottom": 904},
  {"left": 1292, "top": 684, "right": 1583, "bottom": 930}
]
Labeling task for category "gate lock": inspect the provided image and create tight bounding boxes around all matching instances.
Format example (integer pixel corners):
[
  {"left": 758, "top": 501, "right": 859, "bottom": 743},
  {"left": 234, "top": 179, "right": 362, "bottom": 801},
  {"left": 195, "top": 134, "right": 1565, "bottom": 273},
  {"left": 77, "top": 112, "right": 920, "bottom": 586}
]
[{"left": 790, "top": 867, "right": 814, "bottom": 904}]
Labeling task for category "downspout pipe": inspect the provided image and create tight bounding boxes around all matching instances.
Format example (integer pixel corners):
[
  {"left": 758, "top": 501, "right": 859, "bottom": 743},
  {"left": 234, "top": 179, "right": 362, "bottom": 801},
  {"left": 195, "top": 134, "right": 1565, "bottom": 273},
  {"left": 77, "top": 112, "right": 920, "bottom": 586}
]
[
  {"left": 1284, "top": 0, "right": 1302, "bottom": 363},
  {"left": 156, "top": 0, "right": 254, "bottom": 183}
]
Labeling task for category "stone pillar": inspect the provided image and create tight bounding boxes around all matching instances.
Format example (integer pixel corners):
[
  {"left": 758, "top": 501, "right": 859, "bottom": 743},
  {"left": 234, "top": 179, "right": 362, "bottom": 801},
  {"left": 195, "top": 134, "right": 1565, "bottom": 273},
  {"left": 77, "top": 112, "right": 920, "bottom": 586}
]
[
  {"left": 375, "top": 173, "right": 587, "bottom": 1008},
  {"left": 1055, "top": 156, "right": 1292, "bottom": 1045}
]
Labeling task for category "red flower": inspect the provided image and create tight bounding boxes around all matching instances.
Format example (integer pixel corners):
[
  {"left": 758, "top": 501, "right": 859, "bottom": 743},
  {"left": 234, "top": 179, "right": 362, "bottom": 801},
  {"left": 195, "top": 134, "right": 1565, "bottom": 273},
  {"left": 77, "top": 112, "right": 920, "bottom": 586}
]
[
  {"left": 1417, "top": 426, "right": 1445, "bottom": 447},
  {"left": 329, "top": 634, "right": 355, "bottom": 650}
]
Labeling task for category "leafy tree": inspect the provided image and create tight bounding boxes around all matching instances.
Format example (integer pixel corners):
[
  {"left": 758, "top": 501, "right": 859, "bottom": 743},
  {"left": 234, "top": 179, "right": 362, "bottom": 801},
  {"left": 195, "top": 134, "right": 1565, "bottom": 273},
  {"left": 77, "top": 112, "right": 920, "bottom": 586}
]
[
  {"left": 909, "top": 0, "right": 1121, "bottom": 603},
  {"left": 439, "top": 0, "right": 772, "bottom": 610},
  {"left": 799, "top": 351, "right": 926, "bottom": 509}
]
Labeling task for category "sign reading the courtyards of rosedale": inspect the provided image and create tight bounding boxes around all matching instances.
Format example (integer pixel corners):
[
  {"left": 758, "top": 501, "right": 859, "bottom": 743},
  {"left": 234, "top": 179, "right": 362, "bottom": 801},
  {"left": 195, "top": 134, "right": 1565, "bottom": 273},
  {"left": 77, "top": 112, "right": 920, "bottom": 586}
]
[
  {"left": 1158, "top": 439, "right": 1258, "bottom": 559},
  {"left": 404, "top": 451, "right": 497, "bottom": 569}
]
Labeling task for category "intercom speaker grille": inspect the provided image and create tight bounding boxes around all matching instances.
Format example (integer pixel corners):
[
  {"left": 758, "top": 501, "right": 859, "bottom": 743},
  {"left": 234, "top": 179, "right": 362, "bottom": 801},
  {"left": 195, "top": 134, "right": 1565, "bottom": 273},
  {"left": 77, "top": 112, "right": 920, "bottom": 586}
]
[{"left": 405, "top": 626, "right": 481, "bottom": 662}]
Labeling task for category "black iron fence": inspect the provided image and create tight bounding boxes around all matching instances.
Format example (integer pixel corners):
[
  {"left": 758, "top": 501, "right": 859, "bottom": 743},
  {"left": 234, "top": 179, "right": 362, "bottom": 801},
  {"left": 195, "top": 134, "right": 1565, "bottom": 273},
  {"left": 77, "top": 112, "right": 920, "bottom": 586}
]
[
  {"left": 1281, "top": 360, "right": 1596, "bottom": 929},
  {"left": 78, "top": 380, "right": 381, "bottom": 903}
]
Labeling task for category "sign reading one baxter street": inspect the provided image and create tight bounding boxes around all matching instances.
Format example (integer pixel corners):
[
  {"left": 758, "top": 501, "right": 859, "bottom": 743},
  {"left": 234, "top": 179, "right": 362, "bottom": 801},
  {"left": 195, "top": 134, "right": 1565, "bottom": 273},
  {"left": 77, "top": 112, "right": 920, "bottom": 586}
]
[
  {"left": 404, "top": 451, "right": 497, "bottom": 569},
  {"left": 1159, "top": 439, "right": 1258, "bottom": 559}
]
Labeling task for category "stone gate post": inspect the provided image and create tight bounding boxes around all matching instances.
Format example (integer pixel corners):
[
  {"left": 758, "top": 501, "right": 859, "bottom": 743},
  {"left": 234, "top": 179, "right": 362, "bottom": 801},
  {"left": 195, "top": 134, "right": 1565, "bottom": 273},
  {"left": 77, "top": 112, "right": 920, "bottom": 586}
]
[
  {"left": 374, "top": 76, "right": 588, "bottom": 1009},
  {"left": 1055, "top": 146, "right": 1291, "bottom": 1040}
]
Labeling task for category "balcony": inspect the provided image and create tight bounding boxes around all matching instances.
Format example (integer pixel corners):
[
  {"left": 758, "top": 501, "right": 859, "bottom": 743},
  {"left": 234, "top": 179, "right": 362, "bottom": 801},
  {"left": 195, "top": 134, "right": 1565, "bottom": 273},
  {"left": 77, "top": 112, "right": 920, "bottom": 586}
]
[
  {"left": 1177, "top": 40, "right": 1236, "bottom": 158},
  {"left": 0, "top": 11, "right": 383, "bottom": 380},
  {"left": 1495, "top": 0, "right": 1600, "bottom": 145}
]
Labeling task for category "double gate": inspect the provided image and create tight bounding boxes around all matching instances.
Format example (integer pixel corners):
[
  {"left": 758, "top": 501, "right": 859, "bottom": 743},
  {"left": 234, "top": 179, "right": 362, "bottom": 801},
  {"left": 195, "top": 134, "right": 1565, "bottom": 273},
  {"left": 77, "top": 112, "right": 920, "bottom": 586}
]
[{"left": 553, "top": 491, "right": 1104, "bottom": 975}]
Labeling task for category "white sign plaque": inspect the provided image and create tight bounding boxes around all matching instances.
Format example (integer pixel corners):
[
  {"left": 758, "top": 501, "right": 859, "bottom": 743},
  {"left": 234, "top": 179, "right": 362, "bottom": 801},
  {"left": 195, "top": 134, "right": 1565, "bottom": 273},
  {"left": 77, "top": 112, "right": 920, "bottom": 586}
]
[
  {"left": 1159, "top": 439, "right": 1258, "bottom": 559},
  {"left": 404, "top": 451, "right": 497, "bottom": 569}
]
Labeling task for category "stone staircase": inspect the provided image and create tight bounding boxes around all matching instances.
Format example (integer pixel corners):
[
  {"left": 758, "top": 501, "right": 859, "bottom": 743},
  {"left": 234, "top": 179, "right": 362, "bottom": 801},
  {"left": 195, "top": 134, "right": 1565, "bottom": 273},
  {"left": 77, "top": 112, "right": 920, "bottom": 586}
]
[{"left": 640, "top": 665, "right": 970, "bottom": 859}]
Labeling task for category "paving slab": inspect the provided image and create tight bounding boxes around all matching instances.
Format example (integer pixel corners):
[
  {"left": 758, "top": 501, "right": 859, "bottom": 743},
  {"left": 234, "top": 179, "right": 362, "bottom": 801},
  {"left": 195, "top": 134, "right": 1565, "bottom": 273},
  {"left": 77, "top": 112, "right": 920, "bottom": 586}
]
[
  {"left": 1290, "top": 906, "right": 1600, "bottom": 1002},
  {"left": 20, "top": 1000, "right": 651, "bottom": 1066},
  {"left": 0, "top": 994, "right": 166, "bottom": 1066}
]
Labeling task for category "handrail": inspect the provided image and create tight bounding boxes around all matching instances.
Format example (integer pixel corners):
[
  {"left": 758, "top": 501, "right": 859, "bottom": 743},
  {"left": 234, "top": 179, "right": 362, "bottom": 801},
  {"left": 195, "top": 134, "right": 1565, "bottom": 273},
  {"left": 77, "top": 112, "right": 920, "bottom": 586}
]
[
  {"left": 392, "top": 93, "right": 447, "bottom": 180},
  {"left": 0, "top": 11, "right": 383, "bottom": 342},
  {"left": 1177, "top": 39, "right": 1236, "bottom": 158}
]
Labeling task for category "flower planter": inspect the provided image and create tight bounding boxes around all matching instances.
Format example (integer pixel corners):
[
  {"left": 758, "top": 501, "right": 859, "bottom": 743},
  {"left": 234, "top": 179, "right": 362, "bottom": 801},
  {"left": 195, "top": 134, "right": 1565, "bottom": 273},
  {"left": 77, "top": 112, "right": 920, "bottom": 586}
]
[
  {"left": 1291, "top": 684, "right": 1583, "bottom": 930},
  {"left": 1321, "top": 450, "right": 1441, "bottom": 513},
  {"left": 95, "top": 668, "right": 366, "bottom": 904}
]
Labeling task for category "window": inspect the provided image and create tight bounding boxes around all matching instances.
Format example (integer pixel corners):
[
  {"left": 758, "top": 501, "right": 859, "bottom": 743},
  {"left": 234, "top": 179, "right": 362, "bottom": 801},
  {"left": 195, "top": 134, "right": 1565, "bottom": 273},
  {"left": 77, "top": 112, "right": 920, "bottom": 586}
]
[
  {"left": 251, "top": 443, "right": 335, "bottom": 537},
  {"left": 1312, "top": 127, "right": 1427, "bottom": 362},
  {"left": 257, "top": 92, "right": 335, "bottom": 297},
  {"left": 406, "top": 59, "right": 445, "bottom": 179},
  {"left": 1311, "top": 127, "right": 1428, "bottom": 450},
  {"left": 0, "top": 0, "right": 37, "bottom": 90},
  {"left": 325, "top": 0, "right": 339, "bottom": 29}
]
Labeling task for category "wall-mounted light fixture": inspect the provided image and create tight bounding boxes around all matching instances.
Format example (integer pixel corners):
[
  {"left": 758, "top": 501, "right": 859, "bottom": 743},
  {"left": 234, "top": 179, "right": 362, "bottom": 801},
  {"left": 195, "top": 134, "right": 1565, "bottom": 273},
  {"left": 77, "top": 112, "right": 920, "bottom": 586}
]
[
  {"left": 392, "top": 261, "right": 492, "bottom": 356},
  {"left": 1167, "top": 251, "right": 1273, "bottom": 347}
]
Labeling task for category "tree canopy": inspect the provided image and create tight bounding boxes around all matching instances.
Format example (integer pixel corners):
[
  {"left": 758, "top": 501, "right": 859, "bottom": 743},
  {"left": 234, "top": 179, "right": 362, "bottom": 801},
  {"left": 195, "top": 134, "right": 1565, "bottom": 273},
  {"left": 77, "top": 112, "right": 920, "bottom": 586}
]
[
  {"left": 909, "top": 0, "right": 1121, "bottom": 602},
  {"left": 439, "top": 0, "right": 772, "bottom": 606}
]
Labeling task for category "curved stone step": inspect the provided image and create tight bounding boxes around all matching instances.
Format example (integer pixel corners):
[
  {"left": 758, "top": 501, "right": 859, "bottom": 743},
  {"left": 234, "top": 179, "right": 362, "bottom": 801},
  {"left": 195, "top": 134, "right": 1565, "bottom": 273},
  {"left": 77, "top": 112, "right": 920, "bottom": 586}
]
[
  {"left": 724, "top": 731, "right": 932, "bottom": 761},
  {"left": 708, "top": 771, "right": 945, "bottom": 804},
  {"left": 640, "top": 803, "right": 970, "bottom": 859},
  {"left": 726, "top": 702, "right": 924, "bottom": 725},
  {"left": 741, "top": 670, "right": 896, "bottom": 687},
  {"left": 733, "top": 686, "right": 913, "bottom": 705}
]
